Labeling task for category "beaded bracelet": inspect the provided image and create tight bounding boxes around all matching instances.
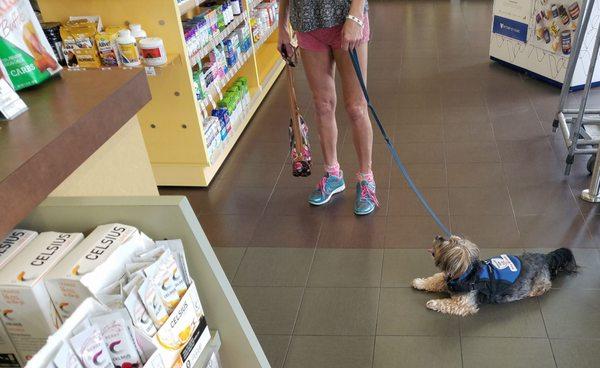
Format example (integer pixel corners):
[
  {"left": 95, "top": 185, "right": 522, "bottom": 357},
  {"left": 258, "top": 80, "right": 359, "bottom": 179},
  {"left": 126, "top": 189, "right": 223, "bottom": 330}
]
[{"left": 346, "top": 14, "right": 364, "bottom": 28}]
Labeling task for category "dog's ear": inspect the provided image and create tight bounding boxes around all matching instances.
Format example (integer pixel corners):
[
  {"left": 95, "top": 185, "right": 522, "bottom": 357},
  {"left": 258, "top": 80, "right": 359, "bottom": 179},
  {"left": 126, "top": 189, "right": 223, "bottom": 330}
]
[
  {"left": 436, "top": 238, "right": 478, "bottom": 278},
  {"left": 444, "top": 247, "right": 472, "bottom": 278}
]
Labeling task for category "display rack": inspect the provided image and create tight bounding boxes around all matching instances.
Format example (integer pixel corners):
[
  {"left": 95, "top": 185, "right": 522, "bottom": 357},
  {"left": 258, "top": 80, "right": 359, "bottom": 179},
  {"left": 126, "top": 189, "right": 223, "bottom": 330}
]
[
  {"left": 19, "top": 196, "right": 269, "bottom": 367},
  {"left": 37, "top": 0, "right": 285, "bottom": 187}
]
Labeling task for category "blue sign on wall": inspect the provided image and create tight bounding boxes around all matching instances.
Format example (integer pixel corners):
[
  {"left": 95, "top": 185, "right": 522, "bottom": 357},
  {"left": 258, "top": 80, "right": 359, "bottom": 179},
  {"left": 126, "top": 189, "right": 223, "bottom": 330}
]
[{"left": 492, "top": 16, "right": 528, "bottom": 43}]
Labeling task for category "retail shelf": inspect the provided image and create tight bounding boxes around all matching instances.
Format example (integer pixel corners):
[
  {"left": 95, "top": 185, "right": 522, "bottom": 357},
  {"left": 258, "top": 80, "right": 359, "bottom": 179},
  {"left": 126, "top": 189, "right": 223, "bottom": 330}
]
[
  {"left": 197, "top": 50, "right": 252, "bottom": 112},
  {"left": 202, "top": 58, "right": 285, "bottom": 180},
  {"left": 19, "top": 196, "right": 269, "bottom": 367},
  {"left": 254, "top": 23, "right": 277, "bottom": 51},
  {"left": 64, "top": 54, "right": 181, "bottom": 77},
  {"left": 143, "top": 54, "right": 182, "bottom": 76},
  {"left": 188, "top": 14, "right": 247, "bottom": 67},
  {"left": 36, "top": 0, "right": 284, "bottom": 187}
]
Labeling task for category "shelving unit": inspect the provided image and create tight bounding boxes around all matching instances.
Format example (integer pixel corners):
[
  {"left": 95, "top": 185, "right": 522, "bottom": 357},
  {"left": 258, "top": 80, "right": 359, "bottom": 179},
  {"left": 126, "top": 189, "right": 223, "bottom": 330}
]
[
  {"left": 188, "top": 13, "right": 247, "bottom": 67},
  {"left": 63, "top": 54, "right": 182, "bottom": 77},
  {"left": 198, "top": 49, "right": 253, "bottom": 112},
  {"left": 37, "top": 0, "right": 285, "bottom": 187}
]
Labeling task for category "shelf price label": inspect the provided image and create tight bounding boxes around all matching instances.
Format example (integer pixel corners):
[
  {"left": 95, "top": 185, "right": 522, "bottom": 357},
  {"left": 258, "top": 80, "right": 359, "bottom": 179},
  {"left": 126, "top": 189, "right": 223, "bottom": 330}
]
[
  {"left": 215, "top": 79, "right": 224, "bottom": 100},
  {"left": 0, "top": 78, "right": 27, "bottom": 120},
  {"left": 145, "top": 67, "right": 157, "bottom": 77},
  {"left": 208, "top": 92, "right": 217, "bottom": 109}
]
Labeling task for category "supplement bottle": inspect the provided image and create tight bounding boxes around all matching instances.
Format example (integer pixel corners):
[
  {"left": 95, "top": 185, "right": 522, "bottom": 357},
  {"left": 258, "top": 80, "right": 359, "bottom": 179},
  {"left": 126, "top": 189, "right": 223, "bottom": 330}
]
[{"left": 117, "top": 29, "right": 141, "bottom": 66}]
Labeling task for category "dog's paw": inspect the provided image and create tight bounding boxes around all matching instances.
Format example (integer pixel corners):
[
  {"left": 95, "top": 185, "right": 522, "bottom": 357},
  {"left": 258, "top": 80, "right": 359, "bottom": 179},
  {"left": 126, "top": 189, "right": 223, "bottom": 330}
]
[
  {"left": 426, "top": 299, "right": 441, "bottom": 311},
  {"left": 412, "top": 278, "right": 427, "bottom": 290}
]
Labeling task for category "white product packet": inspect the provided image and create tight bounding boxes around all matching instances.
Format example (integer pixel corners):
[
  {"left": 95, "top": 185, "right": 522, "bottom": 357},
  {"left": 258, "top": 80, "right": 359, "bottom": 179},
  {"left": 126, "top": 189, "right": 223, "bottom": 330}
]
[
  {"left": 26, "top": 299, "right": 109, "bottom": 368},
  {"left": 137, "top": 279, "right": 168, "bottom": 329},
  {"left": 121, "top": 274, "right": 143, "bottom": 297},
  {"left": 95, "top": 294, "right": 124, "bottom": 311},
  {"left": 124, "top": 286, "right": 157, "bottom": 337},
  {"left": 90, "top": 311, "right": 141, "bottom": 368},
  {"left": 69, "top": 327, "right": 112, "bottom": 368},
  {"left": 143, "top": 251, "right": 183, "bottom": 313},
  {"left": 155, "top": 240, "right": 191, "bottom": 288},
  {"left": 52, "top": 342, "right": 82, "bottom": 368},
  {"left": 125, "top": 263, "right": 151, "bottom": 278}
]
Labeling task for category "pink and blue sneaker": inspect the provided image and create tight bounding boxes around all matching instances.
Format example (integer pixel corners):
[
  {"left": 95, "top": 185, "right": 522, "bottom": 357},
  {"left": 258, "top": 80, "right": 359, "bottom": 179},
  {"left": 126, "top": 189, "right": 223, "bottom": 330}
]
[
  {"left": 354, "top": 180, "right": 379, "bottom": 215},
  {"left": 308, "top": 172, "right": 346, "bottom": 206}
]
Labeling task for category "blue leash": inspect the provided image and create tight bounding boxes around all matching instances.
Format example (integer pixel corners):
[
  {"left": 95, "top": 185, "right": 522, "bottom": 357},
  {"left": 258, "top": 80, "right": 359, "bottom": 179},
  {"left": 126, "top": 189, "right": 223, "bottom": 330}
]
[{"left": 349, "top": 49, "right": 452, "bottom": 238}]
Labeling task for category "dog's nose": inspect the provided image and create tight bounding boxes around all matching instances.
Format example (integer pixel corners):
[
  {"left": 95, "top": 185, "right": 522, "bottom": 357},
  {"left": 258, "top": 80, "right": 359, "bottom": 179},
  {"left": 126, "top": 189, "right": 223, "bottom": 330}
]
[{"left": 435, "top": 236, "right": 444, "bottom": 241}]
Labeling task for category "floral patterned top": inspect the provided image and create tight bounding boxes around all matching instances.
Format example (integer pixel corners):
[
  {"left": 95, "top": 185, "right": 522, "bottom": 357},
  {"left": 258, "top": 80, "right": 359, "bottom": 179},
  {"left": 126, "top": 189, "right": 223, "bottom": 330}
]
[{"left": 289, "top": 0, "right": 368, "bottom": 33}]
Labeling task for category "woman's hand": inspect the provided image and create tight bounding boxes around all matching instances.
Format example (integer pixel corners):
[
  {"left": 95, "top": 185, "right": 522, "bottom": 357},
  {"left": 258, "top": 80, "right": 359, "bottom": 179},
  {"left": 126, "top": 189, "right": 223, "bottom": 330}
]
[
  {"left": 278, "top": 25, "right": 294, "bottom": 60},
  {"left": 341, "top": 16, "right": 363, "bottom": 51}
]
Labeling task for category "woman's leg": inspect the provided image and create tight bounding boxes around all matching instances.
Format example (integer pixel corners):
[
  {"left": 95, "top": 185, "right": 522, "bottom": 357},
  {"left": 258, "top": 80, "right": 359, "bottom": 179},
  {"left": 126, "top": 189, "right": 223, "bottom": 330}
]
[
  {"left": 333, "top": 43, "right": 378, "bottom": 215},
  {"left": 300, "top": 49, "right": 339, "bottom": 168},
  {"left": 300, "top": 47, "right": 347, "bottom": 205},
  {"left": 332, "top": 42, "right": 372, "bottom": 175}
]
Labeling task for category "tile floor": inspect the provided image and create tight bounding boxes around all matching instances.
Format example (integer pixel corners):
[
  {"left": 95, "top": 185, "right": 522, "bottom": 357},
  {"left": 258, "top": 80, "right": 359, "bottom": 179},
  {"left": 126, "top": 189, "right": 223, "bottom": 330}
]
[
  {"left": 210, "top": 247, "right": 600, "bottom": 368},
  {"left": 160, "top": 0, "right": 600, "bottom": 366}
]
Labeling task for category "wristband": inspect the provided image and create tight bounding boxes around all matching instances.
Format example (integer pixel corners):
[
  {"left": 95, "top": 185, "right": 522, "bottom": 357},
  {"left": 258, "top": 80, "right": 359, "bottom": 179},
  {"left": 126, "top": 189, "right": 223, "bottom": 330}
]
[{"left": 346, "top": 14, "right": 364, "bottom": 28}]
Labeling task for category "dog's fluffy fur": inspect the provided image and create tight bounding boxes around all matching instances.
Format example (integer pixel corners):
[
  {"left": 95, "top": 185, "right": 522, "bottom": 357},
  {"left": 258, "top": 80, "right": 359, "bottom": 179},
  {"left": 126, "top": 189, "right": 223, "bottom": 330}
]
[{"left": 412, "top": 235, "right": 577, "bottom": 316}]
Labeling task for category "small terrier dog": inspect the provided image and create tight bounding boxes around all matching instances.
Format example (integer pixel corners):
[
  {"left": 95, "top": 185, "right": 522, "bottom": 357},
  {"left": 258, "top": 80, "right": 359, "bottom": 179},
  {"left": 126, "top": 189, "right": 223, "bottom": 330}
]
[{"left": 412, "top": 235, "right": 577, "bottom": 316}]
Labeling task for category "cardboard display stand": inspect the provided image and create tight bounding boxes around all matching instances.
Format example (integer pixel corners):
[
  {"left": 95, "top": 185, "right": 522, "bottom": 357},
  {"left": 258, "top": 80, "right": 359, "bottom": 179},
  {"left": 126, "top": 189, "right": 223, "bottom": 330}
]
[{"left": 490, "top": 0, "right": 600, "bottom": 88}]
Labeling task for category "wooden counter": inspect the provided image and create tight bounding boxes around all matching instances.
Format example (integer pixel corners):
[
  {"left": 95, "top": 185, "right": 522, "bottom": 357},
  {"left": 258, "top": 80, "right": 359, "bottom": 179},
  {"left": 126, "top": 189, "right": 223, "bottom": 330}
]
[{"left": 0, "top": 69, "right": 151, "bottom": 237}]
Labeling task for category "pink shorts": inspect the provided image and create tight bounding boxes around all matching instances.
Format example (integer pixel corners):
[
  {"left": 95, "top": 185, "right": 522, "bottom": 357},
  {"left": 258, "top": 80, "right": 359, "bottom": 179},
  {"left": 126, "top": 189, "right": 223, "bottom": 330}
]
[{"left": 296, "top": 15, "right": 370, "bottom": 52}]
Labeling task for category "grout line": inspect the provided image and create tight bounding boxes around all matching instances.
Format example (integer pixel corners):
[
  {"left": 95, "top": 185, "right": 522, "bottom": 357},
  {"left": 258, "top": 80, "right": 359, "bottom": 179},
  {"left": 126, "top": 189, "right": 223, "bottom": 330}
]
[
  {"left": 244, "top": 162, "right": 286, "bottom": 247},
  {"left": 280, "top": 217, "right": 322, "bottom": 367},
  {"left": 480, "top": 76, "right": 521, "bottom": 241},
  {"left": 536, "top": 297, "right": 560, "bottom": 368},
  {"left": 268, "top": 333, "right": 560, "bottom": 338},
  {"left": 229, "top": 247, "right": 248, "bottom": 284}
]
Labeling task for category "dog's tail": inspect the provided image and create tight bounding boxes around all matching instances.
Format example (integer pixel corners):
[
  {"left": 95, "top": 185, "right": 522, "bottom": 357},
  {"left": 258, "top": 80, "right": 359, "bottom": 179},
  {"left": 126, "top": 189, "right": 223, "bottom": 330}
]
[{"left": 546, "top": 248, "right": 577, "bottom": 279}]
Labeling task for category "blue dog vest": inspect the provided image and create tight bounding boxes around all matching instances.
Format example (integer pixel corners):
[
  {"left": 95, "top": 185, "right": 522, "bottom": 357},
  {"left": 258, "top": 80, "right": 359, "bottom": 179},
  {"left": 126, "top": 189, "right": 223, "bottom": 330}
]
[{"left": 447, "top": 254, "right": 523, "bottom": 303}]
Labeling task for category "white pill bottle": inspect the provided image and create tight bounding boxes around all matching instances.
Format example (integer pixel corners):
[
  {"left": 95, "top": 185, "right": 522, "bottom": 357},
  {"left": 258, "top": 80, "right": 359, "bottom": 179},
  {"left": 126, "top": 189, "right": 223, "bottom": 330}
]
[{"left": 117, "top": 29, "right": 141, "bottom": 67}]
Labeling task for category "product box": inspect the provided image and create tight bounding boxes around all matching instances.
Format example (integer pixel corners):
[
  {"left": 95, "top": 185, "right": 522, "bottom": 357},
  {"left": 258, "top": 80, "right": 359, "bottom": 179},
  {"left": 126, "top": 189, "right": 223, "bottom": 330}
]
[
  {"left": 0, "top": 0, "right": 62, "bottom": 90},
  {"left": 60, "top": 16, "right": 103, "bottom": 69},
  {"left": 95, "top": 26, "right": 122, "bottom": 67},
  {"left": 45, "top": 224, "right": 153, "bottom": 321},
  {"left": 153, "top": 282, "right": 210, "bottom": 368},
  {"left": 0, "top": 230, "right": 37, "bottom": 367},
  {"left": 27, "top": 283, "right": 210, "bottom": 368},
  {"left": 0, "top": 321, "right": 20, "bottom": 368},
  {"left": 0, "top": 232, "right": 83, "bottom": 363},
  {"left": 0, "top": 230, "right": 38, "bottom": 269},
  {"left": 25, "top": 298, "right": 110, "bottom": 368}
]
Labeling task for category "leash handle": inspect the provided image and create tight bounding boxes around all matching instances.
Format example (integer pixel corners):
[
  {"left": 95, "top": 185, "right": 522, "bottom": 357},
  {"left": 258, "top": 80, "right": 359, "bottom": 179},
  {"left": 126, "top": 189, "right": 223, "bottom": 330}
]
[{"left": 349, "top": 49, "right": 452, "bottom": 238}]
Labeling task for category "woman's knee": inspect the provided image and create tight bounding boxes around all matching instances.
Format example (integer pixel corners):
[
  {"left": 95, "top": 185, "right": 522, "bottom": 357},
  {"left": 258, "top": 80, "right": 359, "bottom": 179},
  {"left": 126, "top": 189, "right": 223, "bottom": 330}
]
[
  {"left": 313, "top": 96, "right": 336, "bottom": 116},
  {"left": 345, "top": 101, "right": 368, "bottom": 123}
]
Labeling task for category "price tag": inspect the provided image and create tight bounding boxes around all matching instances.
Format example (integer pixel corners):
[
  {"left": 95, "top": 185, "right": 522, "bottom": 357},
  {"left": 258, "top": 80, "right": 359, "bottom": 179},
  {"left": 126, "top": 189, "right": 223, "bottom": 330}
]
[
  {"left": 215, "top": 81, "right": 224, "bottom": 100},
  {"left": 145, "top": 67, "right": 157, "bottom": 77},
  {"left": 0, "top": 78, "right": 27, "bottom": 120},
  {"left": 208, "top": 93, "right": 217, "bottom": 109}
]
